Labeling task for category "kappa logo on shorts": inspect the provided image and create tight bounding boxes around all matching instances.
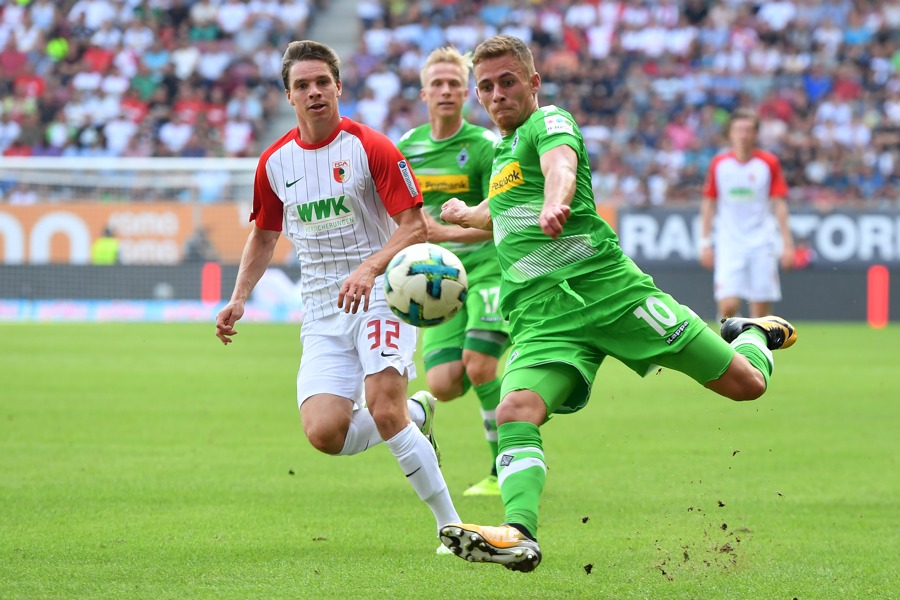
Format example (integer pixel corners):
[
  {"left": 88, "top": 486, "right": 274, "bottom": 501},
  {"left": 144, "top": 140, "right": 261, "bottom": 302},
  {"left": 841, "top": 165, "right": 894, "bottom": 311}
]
[
  {"left": 499, "top": 454, "right": 514, "bottom": 467},
  {"left": 665, "top": 320, "right": 690, "bottom": 345}
]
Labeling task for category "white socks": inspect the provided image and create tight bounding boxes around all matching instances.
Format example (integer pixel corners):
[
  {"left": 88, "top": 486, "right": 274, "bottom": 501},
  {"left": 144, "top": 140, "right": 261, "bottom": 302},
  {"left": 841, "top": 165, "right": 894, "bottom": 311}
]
[
  {"left": 384, "top": 423, "right": 460, "bottom": 530},
  {"left": 338, "top": 398, "right": 426, "bottom": 456}
]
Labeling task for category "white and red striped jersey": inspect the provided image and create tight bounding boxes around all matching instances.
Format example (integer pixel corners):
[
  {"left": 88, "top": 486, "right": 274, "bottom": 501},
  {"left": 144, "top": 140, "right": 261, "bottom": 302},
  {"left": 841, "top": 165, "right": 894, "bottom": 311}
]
[
  {"left": 251, "top": 117, "right": 422, "bottom": 321},
  {"left": 703, "top": 149, "right": 788, "bottom": 250}
]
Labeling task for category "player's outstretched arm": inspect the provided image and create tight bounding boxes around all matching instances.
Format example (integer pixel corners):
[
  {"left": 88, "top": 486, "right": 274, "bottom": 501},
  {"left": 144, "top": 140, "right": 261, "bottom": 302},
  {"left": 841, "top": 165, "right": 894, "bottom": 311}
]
[
  {"left": 215, "top": 225, "right": 280, "bottom": 345},
  {"left": 440, "top": 197, "right": 493, "bottom": 231},
  {"left": 425, "top": 209, "right": 493, "bottom": 243},
  {"left": 338, "top": 205, "right": 427, "bottom": 314},
  {"left": 539, "top": 145, "right": 576, "bottom": 239}
]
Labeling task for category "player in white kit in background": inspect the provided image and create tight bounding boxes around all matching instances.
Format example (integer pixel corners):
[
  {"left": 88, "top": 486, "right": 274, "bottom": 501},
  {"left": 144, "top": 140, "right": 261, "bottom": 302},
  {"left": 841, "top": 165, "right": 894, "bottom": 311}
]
[
  {"left": 215, "top": 40, "right": 461, "bottom": 545},
  {"left": 699, "top": 108, "right": 795, "bottom": 319}
]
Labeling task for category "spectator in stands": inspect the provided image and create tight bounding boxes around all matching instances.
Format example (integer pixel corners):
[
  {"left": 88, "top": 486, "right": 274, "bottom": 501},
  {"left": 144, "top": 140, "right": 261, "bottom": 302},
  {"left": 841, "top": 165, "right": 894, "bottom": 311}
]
[
  {"left": 0, "top": 110, "right": 22, "bottom": 155},
  {"left": 158, "top": 111, "right": 193, "bottom": 155},
  {"left": 1, "top": 0, "right": 894, "bottom": 207}
]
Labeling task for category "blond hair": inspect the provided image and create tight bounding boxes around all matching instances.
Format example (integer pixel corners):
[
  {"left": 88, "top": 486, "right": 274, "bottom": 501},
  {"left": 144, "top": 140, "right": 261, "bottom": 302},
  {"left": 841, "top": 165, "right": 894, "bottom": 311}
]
[
  {"left": 419, "top": 46, "right": 470, "bottom": 87},
  {"left": 471, "top": 34, "right": 535, "bottom": 78}
]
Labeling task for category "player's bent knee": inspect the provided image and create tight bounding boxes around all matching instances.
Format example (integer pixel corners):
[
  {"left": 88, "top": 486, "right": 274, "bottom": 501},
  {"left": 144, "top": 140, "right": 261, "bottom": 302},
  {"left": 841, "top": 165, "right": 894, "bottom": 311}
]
[
  {"left": 464, "top": 361, "right": 498, "bottom": 387},
  {"left": 365, "top": 398, "right": 408, "bottom": 435},
  {"left": 496, "top": 391, "right": 546, "bottom": 425},
  {"left": 429, "top": 382, "right": 461, "bottom": 402},
  {"left": 303, "top": 422, "right": 346, "bottom": 455},
  {"left": 462, "top": 350, "right": 500, "bottom": 386},
  {"left": 426, "top": 364, "right": 465, "bottom": 401}
]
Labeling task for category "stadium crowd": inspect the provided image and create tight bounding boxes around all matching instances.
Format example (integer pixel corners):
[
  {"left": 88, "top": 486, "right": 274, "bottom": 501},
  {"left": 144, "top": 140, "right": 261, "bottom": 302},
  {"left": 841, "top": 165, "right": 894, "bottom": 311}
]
[
  {"left": 1, "top": 0, "right": 899, "bottom": 206},
  {"left": 0, "top": 0, "right": 323, "bottom": 161}
]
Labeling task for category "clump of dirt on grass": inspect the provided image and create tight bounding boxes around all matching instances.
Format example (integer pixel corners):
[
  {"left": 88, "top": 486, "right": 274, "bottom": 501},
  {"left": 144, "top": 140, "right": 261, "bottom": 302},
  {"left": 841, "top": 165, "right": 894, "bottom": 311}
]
[{"left": 653, "top": 502, "right": 753, "bottom": 580}]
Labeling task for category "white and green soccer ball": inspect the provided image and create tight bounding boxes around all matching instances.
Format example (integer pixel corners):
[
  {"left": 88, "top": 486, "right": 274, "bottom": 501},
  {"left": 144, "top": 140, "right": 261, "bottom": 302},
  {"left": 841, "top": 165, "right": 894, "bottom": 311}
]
[{"left": 384, "top": 243, "right": 468, "bottom": 327}]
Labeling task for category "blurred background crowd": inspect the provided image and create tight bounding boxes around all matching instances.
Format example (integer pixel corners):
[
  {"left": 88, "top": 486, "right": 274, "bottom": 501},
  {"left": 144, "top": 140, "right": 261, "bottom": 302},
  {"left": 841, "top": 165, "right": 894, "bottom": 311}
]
[{"left": 1, "top": 0, "right": 899, "bottom": 207}]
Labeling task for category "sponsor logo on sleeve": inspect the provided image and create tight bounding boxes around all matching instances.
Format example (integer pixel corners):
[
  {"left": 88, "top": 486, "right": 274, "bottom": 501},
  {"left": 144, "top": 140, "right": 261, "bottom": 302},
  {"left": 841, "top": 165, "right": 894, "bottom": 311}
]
[
  {"left": 397, "top": 159, "right": 419, "bottom": 197},
  {"left": 544, "top": 115, "right": 574, "bottom": 136}
]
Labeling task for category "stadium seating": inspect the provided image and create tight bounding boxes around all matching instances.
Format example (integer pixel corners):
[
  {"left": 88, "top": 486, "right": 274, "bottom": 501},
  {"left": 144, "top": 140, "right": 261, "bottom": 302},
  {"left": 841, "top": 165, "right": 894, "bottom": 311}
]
[{"left": 1, "top": 0, "right": 897, "bottom": 205}]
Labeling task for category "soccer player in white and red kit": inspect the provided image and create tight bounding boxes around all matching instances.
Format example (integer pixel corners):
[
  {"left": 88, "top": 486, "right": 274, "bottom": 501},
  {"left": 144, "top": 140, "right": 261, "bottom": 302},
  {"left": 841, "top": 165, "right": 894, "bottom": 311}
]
[
  {"left": 215, "top": 40, "right": 461, "bottom": 544},
  {"left": 699, "top": 108, "right": 795, "bottom": 319}
]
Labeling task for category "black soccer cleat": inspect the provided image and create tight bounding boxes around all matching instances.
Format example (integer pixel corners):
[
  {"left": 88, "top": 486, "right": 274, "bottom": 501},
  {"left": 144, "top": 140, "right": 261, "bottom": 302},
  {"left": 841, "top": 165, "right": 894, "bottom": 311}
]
[{"left": 720, "top": 316, "right": 798, "bottom": 350}]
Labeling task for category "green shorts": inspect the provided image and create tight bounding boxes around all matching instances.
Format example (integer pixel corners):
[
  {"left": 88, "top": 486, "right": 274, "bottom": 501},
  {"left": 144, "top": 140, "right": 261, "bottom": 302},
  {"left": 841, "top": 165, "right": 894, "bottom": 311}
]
[
  {"left": 422, "top": 257, "right": 510, "bottom": 371},
  {"left": 502, "top": 256, "right": 735, "bottom": 415}
]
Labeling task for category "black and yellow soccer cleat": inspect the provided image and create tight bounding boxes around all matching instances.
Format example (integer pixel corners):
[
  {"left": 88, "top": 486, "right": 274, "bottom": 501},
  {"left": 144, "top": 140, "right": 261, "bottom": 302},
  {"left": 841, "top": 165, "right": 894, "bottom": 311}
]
[{"left": 720, "top": 316, "right": 798, "bottom": 350}]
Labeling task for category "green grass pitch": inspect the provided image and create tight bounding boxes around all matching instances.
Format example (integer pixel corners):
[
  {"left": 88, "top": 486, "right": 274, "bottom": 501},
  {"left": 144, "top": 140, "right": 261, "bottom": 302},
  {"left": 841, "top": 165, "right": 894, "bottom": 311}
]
[{"left": 1, "top": 322, "right": 898, "bottom": 599}]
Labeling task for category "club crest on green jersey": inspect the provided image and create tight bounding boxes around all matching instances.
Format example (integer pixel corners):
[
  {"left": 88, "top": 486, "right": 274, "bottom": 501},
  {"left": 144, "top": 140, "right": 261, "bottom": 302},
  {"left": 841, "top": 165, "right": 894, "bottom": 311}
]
[{"left": 456, "top": 146, "right": 469, "bottom": 168}]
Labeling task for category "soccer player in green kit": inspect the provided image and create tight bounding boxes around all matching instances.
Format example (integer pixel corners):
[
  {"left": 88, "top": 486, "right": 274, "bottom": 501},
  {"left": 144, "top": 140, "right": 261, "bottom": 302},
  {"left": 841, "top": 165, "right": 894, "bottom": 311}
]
[
  {"left": 437, "top": 34, "right": 798, "bottom": 573},
  {"left": 397, "top": 47, "right": 510, "bottom": 499}
]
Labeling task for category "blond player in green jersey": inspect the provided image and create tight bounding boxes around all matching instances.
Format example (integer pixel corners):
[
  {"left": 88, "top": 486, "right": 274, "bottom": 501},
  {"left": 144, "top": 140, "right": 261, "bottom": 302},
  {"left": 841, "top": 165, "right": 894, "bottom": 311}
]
[
  {"left": 398, "top": 47, "right": 509, "bottom": 499},
  {"left": 436, "top": 35, "right": 798, "bottom": 573}
]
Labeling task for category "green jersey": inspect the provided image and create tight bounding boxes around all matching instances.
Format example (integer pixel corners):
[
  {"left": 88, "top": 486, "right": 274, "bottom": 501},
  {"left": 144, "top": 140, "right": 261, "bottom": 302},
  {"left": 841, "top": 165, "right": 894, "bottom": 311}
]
[
  {"left": 397, "top": 121, "right": 499, "bottom": 265},
  {"left": 488, "top": 105, "right": 620, "bottom": 315}
]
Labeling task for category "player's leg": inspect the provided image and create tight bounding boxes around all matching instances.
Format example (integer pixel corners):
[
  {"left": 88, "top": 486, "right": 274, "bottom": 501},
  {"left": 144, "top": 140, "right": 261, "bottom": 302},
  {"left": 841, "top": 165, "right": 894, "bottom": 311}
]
[
  {"left": 714, "top": 250, "right": 749, "bottom": 318},
  {"left": 747, "top": 245, "right": 782, "bottom": 318},
  {"left": 748, "top": 300, "right": 772, "bottom": 318},
  {"left": 297, "top": 313, "right": 430, "bottom": 456},
  {"left": 299, "top": 394, "right": 355, "bottom": 454},
  {"left": 461, "top": 344, "right": 506, "bottom": 495},
  {"left": 440, "top": 363, "right": 583, "bottom": 572},
  {"left": 441, "top": 284, "right": 598, "bottom": 571},
  {"left": 422, "top": 293, "right": 506, "bottom": 493},
  {"left": 360, "top": 309, "right": 461, "bottom": 533},
  {"left": 366, "top": 367, "right": 461, "bottom": 532},
  {"left": 296, "top": 314, "right": 366, "bottom": 454},
  {"left": 461, "top": 274, "right": 509, "bottom": 495},
  {"left": 585, "top": 255, "right": 795, "bottom": 403},
  {"left": 663, "top": 314, "right": 797, "bottom": 401},
  {"left": 423, "top": 312, "right": 467, "bottom": 402}
]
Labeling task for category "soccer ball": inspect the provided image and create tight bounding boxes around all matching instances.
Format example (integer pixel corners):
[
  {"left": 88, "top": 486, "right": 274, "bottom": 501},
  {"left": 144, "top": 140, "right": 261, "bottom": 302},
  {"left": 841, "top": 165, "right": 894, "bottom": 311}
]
[{"left": 383, "top": 243, "right": 468, "bottom": 327}]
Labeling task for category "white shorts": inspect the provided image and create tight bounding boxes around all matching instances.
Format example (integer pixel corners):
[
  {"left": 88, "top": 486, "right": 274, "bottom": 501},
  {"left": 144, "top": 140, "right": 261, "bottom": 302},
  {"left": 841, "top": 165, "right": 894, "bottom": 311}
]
[
  {"left": 296, "top": 302, "right": 418, "bottom": 409},
  {"left": 714, "top": 245, "right": 782, "bottom": 302}
]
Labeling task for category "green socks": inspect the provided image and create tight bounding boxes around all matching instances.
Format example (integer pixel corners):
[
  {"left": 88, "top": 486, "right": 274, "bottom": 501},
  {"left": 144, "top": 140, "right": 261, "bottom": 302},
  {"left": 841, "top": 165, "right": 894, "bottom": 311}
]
[
  {"left": 731, "top": 328, "right": 773, "bottom": 388},
  {"left": 496, "top": 421, "right": 546, "bottom": 537},
  {"left": 474, "top": 379, "right": 501, "bottom": 474}
]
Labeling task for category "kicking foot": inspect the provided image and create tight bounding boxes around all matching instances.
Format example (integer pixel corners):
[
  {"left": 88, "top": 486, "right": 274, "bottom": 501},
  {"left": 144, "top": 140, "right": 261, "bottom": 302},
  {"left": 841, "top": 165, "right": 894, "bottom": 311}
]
[
  {"left": 439, "top": 523, "right": 541, "bottom": 572},
  {"left": 720, "top": 315, "right": 797, "bottom": 350}
]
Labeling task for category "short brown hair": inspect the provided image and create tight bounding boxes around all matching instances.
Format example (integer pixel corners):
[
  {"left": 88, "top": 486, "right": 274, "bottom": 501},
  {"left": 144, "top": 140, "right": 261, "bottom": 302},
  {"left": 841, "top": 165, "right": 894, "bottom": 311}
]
[
  {"left": 471, "top": 34, "right": 535, "bottom": 78},
  {"left": 420, "top": 46, "right": 469, "bottom": 88},
  {"left": 726, "top": 108, "right": 760, "bottom": 134},
  {"left": 282, "top": 40, "right": 341, "bottom": 90}
]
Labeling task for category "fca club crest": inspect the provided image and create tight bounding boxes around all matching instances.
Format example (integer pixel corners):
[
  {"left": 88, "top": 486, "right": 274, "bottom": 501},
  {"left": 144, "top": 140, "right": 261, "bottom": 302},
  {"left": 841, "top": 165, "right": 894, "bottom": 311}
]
[{"left": 333, "top": 160, "right": 350, "bottom": 183}]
